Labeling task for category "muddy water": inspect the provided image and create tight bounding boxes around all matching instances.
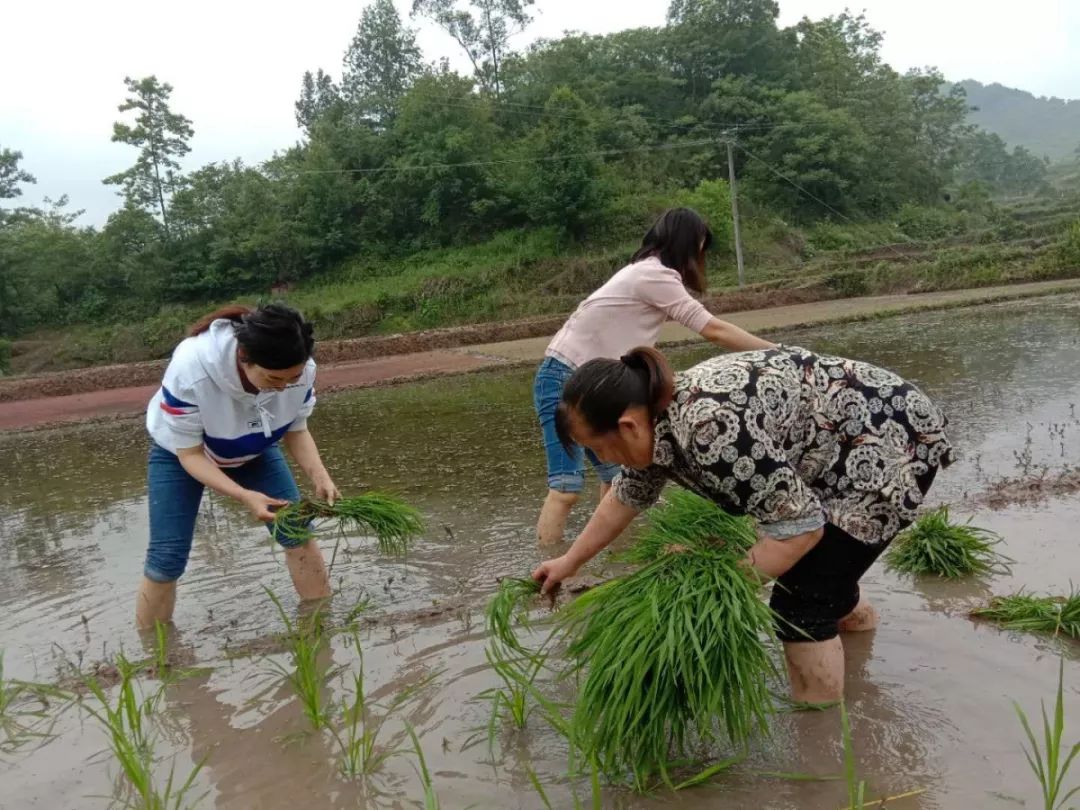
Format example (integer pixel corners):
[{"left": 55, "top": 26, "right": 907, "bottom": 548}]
[{"left": 2, "top": 295, "right": 1080, "bottom": 809}]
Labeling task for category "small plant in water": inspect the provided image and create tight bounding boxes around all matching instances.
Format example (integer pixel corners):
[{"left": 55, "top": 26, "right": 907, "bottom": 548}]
[
  {"left": 405, "top": 723, "right": 440, "bottom": 810},
  {"left": 885, "top": 506, "right": 1009, "bottom": 580},
  {"left": 327, "top": 639, "right": 437, "bottom": 779},
  {"left": 82, "top": 654, "right": 207, "bottom": 809},
  {"left": 840, "top": 701, "right": 868, "bottom": 810},
  {"left": 263, "top": 588, "right": 331, "bottom": 731},
  {"left": 0, "top": 652, "right": 68, "bottom": 754},
  {"left": 272, "top": 494, "right": 425, "bottom": 554},
  {"left": 974, "top": 589, "right": 1080, "bottom": 640},
  {"left": 1013, "top": 659, "right": 1080, "bottom": 810},
  {"left": 486, "top": 577, "right": 542, "bottom": 656}
]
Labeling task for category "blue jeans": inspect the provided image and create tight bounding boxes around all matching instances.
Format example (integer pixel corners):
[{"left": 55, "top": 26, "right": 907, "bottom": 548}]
[
  {"left": 533, "top": 356, "right": 621, "bottom": 493},
  {"left": 145, "top": 442, "right": 303, "bottom": 583}
]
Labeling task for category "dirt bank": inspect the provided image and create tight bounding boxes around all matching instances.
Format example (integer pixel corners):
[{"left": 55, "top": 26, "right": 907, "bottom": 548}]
[{"left": 1, "top": 278, "right": 1078, "bottom": 432}]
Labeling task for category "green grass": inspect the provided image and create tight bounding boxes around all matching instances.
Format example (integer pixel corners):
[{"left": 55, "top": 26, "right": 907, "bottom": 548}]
[
  {"left": 82, "top": 654, "right": 207, "bottom": 809},
  {"left": 973, "top": 589, "right": 1080, "bottom": 639},
  {"left": 555, "top": 492, "right": 778, "bottom": 789},
  {"left": 271, "top": 493, "right": 425, "bottom": 555},
  {"left": 1013, "top": 660, "right": 1080, "bottom": 810},
  {"left": 263, "top": 588, "right": 332, "bottom": 731},
  {"left": 884, "top": 507, "right": 1010, "bottom": 580}
]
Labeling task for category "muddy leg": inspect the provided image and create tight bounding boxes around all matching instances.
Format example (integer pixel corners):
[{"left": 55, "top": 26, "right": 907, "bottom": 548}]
[
  {"left": 838, "top": 596, "right": 880, "bottom": 633},
  {"left": 784, "top": 637, "right": 845, "bottom": 703},
  {"left": 136, "top": 577, "right": 177, "bottom": 629},
  {"left": 537, "top": 489, "right": 579, "bottom": 546},
  {"left": 285, "top": 542, "right": 331, "bottom": 601}
]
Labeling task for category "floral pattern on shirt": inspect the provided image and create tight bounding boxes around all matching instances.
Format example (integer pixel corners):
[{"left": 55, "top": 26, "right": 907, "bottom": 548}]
[{"left": 612, "top": 347, "right": 955, "bottom": 546}]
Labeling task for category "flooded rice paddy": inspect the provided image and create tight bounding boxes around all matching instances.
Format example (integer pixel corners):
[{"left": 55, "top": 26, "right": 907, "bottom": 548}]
[{"left": 2, "top": 294, "right": 1080, "bottom": 809}]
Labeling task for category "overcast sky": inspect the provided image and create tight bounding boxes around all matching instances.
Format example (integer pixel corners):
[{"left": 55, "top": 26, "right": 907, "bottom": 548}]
[{"left": 3, "top": 0, "right": 1078, "bottom": 226}]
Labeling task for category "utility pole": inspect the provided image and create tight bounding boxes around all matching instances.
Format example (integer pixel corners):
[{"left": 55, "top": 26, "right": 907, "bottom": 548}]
[{"left": 726, "top": 138, "right": 745, "bottom": 288}]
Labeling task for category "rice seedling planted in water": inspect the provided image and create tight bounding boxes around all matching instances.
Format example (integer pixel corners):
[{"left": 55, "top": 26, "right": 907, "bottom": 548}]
[
  {"left": 974, "top": 589, "right": 1080, "bottom": 639},
  {"left": 555, "top": 491, "right": 779, "bottom": 788},
  {"left": 263, "top": 587, "right": 332, "bottom": 731},
  {"left": 1012, "top": 659, "right": 1079, "bottom": 810},
  {"left": 326, "top": 640, "right": 436, "bottom": 779},
  {"left": 82, "top": 654, "right": 207, "bottom": 809},
  {"left": 486, "top": 577, "right": 542, "bottom": 656},
  {"left": 884, "top": 506, "right": 1009, "bottom": 580},
  {"left": 405, "top": 723, "right": 440, "bottom": 810},
  {"left": 0, "top": 652, "right": 68, "bottom": 754},
  {"left": 272, "top": 494, "right": 425, "bottom": 555}
]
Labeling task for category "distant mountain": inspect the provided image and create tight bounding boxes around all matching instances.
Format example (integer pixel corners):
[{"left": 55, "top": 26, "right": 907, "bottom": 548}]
[{"left": 955, "top": 80, "right": 1080, "bottom": 161}]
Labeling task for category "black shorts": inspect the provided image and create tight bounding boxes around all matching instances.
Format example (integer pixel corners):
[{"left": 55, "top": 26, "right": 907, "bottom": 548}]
[{"left": 769, "top": 522, "right": 888, "bottom": 643}]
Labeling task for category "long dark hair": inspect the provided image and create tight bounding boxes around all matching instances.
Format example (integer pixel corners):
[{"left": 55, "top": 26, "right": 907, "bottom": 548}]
[
  {"left": 555, "top": 346, "right": 675, "bottom": 451},
  {"left": 189, "top": 304, "right": 314, "bottom": 370},
  {"left": 631, "top": 207, "right": 712, "bottom": 294}
]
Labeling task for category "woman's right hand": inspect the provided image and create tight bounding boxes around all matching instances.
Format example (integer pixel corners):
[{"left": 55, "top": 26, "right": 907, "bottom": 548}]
[
  {"left": 241, "top": 490, "right": 290, "bottom": 522},
  {"left": 531, "top": 553, "right": 582, "bottom": 595}
]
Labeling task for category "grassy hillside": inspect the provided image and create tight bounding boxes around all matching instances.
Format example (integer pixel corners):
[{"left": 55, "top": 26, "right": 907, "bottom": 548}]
[{"left": 9, "top": 190, "right": 1080, "bottom": 376}]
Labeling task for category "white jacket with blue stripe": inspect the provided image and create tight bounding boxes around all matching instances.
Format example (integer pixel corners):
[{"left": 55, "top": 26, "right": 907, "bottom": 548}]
[{"left": 146, "top": 319, "right": 316, "bottom": 467}]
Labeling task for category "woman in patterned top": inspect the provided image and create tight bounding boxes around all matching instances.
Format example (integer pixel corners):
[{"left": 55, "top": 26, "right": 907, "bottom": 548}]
[{"left": 532, "top": 345, "right": 954, "bottom": 702}]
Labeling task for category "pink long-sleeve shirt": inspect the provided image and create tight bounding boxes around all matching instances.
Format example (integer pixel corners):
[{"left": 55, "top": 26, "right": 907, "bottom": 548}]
[{"left": 545, "top": 256, "right": 713, "bottom": 368}]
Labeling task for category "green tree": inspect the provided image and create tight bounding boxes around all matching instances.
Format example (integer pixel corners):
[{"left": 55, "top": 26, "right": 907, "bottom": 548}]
[
  {"left": 103, "top": 76, "right": 194, "bottom": 240},
  {"left": 377, "top": 70, "right": 502, "bottom": 245},
  {"left": 665, "top": 0, "right": 791, "bottom": 99},
  {"left": 342, "top": 0, "right": 423, "bottom": 128},
  {"left": 523, "top": 87, "right": 607, "bottom": 238},
  {"left": 411, "top": 0, "right": 534, "bottom": 97},
  {"left": 295, "top": 69, "right": 342, "bottom": 134},
  {"left": 0, "top": 147, "right": 35, "bottom": 199}
]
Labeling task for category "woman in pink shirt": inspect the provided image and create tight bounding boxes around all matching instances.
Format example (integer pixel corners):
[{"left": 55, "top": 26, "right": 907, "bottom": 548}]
[{"left": 534, "top": 208, "right": 774, "bottom": 545}]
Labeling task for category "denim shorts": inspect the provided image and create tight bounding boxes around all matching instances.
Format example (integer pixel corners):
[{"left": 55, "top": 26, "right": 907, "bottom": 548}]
[
  {"left": 533, "top": 356, "right": 621, "bottom": 493},
  {"left": 144, "top": 442, "right": 303, "bottom": 583}
]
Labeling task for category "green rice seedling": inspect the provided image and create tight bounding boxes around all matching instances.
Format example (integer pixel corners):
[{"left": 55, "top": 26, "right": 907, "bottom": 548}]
[
  {"left": 486, "top": 577, "right": 542, "bottom": 656},
  {"left": 0, "top": 652, "right": 68, "bottom": 754},
  {"left": 328, "top": 640, "right": 437, "bottom": 779},
  {"left": 405, "top": 723, "right": 440, "bottom": 810},
  {"left": 1012, "top": 659, "right": 1080, "bottom": 810},
  {"left": 621, "top": 490, "right": 758, "bottom": 563},
  {"left": 82, "top": 654, "right": 207, "bottom": 809},
  {"left": 974, "top": 589, "right": 1080, "bottom": 639},
  {"left": 884, "top": 506, "right": 1009, "bottom": 580},
  {"left": 480, "top": 644, "right": 547, "bottom": 731},
  {"left": 556, "top": 493, "right": 779, "bottom": 789},
  {"left": 838, "top": 701, "right": 926, "bottom": 810},
  {"left": 272, "top": 494, "right": 424, "bottom": 555},
  {"left": 840, "top": 701, "right": 868, "bottom": 810},
  {"left": 263, "top": 587, "right": 331, "bottom": 731}
]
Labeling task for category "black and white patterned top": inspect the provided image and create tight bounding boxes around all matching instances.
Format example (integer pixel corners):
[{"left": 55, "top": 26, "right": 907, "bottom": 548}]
[{"left": 612, "top": 347, "right": 956, "bottom": 546}]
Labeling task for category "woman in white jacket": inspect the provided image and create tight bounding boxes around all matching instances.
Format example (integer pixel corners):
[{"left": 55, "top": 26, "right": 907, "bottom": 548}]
[{"left": 138, "top": 304, "right": 339, "bottom": 628}]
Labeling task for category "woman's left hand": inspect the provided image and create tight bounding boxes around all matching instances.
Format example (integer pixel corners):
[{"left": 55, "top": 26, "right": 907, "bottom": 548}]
[{"left": 313, "top": 473, "right": 341, "bottom": 506}]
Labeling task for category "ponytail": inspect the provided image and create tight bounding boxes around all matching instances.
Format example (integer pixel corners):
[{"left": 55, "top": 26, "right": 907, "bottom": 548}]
[
  {"left": 555, "top": 346, "right": 675, "bottom": 451},
  {"left": 189, "top": 305, "right": 253, "bottom": 336},
  {"left": 188, "top": 303, "right": 315, "bottom": 370}
]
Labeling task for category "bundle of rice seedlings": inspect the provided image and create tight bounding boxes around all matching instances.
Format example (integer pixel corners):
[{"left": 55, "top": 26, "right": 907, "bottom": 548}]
[
  {"left": 973, "top": 589, "right": 1080, "bottom": 640},
  {"left": 885, "top": 506, "right": 1009, "bottom": 580},
  {"left": 556, "top": 491, "right": 778, "bottom": 788},
  {"left": 272, "top": 493, "right": 425, "bottom": 554}
]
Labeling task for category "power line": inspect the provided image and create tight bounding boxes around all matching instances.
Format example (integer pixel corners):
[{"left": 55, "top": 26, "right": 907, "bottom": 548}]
[
  {"left": 733, "top": 141, "right": 919, "bottom": 260},
  {"left": 287, "top": 136, "right": 724, "bottom": 176}
]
